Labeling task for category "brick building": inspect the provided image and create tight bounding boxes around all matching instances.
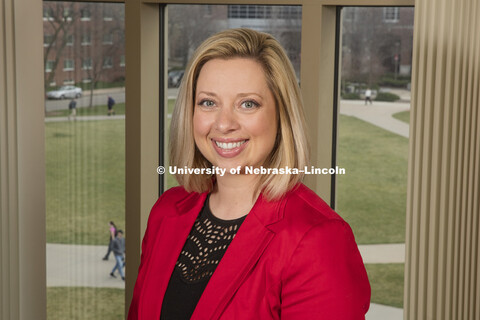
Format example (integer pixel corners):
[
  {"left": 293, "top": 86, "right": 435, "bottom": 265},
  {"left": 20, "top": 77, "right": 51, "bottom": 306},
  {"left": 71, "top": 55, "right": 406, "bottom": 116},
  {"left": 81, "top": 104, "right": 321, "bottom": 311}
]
[{"left": 43, "top": 2, "right": 125, "bottom": 89}]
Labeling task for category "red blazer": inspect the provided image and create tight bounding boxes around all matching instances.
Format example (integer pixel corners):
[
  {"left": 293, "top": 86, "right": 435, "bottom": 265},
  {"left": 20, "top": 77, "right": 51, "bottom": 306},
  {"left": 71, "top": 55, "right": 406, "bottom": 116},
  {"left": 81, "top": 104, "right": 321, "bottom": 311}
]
[{"left": 128, "top": 184, "right": 370, "bottom": 319}]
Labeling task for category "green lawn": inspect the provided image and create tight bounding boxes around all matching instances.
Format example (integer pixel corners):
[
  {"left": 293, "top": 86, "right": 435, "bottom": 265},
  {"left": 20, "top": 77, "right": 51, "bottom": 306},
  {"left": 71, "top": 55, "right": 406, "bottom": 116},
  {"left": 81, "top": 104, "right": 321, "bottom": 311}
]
[
  {"left": 47, "top": 287, "right": 124, "bottom": 320},
  {"left": 392, "top": 110, "right": 410, "bottom": 124},
  {"left": 45, "top": 99, "right": 176, "bottom": 244},
  {"left": 365, "top": 263, "right": 404, "bottom": 308},
  {"left": 336, "top": 114, "right": 409, "bottom": 244},
  {"left": 46, "top": 120, "right": 125, "bottom": 244}
]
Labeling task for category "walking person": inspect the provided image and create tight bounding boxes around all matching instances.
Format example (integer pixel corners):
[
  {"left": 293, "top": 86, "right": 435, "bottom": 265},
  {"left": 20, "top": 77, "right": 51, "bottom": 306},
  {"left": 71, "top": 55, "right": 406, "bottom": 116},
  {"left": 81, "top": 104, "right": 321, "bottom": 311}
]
[
  {"left": 68, "top": 98, "right": 77, "bottom": 121},
  {"left": 365, "top": 88, "right": 373, "bottom": 105},
  {"left": 110, "top": 230, "right": 125, "bottom": 280},
  {"left": 103, "top": 221, "right": 117, "bottom": 260},
  {"left": 107, "top": 96, "right": 116, "bottom": 116}
]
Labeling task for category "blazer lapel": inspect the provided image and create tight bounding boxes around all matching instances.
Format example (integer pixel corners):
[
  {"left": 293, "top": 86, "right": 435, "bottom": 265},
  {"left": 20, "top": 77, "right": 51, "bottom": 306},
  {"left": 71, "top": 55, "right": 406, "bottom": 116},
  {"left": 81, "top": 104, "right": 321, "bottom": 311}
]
[
  {"left": 191, "top": 195, "right": 285, "bottom": 320},
  {"left": 139, "top": 192, "right": 207, "bottom": 319}
]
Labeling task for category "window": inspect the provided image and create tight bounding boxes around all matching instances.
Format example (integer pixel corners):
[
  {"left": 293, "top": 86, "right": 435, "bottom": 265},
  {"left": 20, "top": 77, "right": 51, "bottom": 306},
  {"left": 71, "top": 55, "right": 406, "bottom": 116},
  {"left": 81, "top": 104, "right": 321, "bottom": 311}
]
[
  {"left": 43, "top": 7, "right": 54, "bottom": 21},
  {"left": 45, "top": 60, "right": 55, "bottom": 73},
  {"left": 228, "top": 5, "right": 272, "bottom": 19},
  {"left": 81, "top": 33, "right": 91, "bottom": 45},
  {"left": 383, "top": 7, "right": 399, "bottom": 22},
  {"left": 43, "top": 2, "right": 126, "bottom": 319},
  {"left": 81, "top": 8, "right": 91, "bottom": 21},
  {"left": 120, "top": 55, "right": 125, "bottom": 67},
  {"left": 103, "top": 56, "right": 113, "bottom": 68},
  {"left": 63, "top": 59, "right": 74, "bottom": 71},
  {"left": 82, "top": 58, "right": 92, "bottom": 70},
  {"left": 277, "top": 6, "right": 301, "bottom": 19},
  {"left": 103, "top": 7, "right": 113, "bottom": 21},
  {"left": 103, "top": 33, "right": 113, "bottom": 44},
  {"left": 66, "top": 34, "right": 74, "bottom": 46},
  {"left": 44, "top": 34, "right": 54, "bottom": 47},
  {"left": 338, "top": 6, "right": 414, "bottom": 309},
  {"left": 63, "top": 7, "right": 73, "bottom": 21}
]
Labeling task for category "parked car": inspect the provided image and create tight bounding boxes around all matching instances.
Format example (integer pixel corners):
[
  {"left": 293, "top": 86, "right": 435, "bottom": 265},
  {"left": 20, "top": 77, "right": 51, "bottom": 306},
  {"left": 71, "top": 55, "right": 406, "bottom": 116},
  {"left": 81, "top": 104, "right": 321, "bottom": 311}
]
[
  {"left": 168, "top": 70, "right": 184, "bottom": 88},
  {"left": 46, "top": 86, "right": 82, "bottom": 99}
]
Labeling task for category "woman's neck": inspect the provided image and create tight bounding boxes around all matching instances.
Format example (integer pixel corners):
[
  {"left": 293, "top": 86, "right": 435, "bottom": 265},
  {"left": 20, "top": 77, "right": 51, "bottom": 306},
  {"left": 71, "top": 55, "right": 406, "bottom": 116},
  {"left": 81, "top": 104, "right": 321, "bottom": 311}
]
[{"left": 209, "top": 173, "right": 260, "bottom": 220}]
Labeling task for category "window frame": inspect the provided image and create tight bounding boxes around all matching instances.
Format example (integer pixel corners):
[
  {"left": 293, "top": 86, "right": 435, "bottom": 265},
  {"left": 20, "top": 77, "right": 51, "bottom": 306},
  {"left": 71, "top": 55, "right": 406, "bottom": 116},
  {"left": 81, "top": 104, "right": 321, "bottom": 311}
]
[{"left": 125, "top": 0, "right": 415, "bottom": 315}]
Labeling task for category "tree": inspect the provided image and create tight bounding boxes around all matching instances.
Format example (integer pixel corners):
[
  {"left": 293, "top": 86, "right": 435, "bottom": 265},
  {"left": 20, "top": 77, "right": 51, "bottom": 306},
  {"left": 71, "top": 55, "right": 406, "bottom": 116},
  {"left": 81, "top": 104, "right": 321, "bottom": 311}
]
[
  {"left": 77, "top": 3, "right": 125, "bottom": 107},
  {"left": 168, "top": 5, "right": 224, "bottom": 70},
  {"left": 43, "top": 2, "right": 78, "bottom": 103}
]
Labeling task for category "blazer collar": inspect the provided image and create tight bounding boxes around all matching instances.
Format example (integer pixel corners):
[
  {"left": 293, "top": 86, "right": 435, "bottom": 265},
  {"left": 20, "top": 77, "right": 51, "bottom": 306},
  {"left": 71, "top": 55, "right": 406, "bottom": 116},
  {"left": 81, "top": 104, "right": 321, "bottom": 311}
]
[
  {"left": 191, "top": 192, "right": 287, "bottom": 319},
  {"left": 176, "top": 190, "right": 287, "bottom": 228}
]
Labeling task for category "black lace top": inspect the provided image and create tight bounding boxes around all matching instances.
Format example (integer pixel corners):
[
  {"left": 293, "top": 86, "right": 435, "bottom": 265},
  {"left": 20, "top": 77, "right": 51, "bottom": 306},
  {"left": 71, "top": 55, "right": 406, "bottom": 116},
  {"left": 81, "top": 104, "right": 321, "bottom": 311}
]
[{"left": 160, "top": 195, "right": 246, "bottom": 319}]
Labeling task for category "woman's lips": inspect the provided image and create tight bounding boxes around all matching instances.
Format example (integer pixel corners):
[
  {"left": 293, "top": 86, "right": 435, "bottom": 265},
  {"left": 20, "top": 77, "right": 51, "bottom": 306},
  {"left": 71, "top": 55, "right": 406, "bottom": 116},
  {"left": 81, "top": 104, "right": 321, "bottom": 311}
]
[{"left": 211, "top": 139, "right": 248, "bottom": 158}]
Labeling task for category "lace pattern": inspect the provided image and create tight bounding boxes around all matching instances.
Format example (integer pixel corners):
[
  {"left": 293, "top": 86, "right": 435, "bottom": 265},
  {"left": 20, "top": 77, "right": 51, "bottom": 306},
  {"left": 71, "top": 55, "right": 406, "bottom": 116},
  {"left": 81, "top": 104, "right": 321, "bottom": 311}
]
[{"left": 175, "top": 196, "right": 246, "bottom": 283}]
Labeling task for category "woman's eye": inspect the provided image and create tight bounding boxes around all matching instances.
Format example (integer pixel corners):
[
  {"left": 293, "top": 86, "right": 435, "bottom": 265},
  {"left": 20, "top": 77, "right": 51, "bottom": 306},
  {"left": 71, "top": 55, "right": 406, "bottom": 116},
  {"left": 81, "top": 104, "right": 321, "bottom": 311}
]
[
  {"left": 241, "top": 100, "right": 259, "bottom": 109},
  {"left": 199, "top": 100, "right": 215, "bottom": 107}
]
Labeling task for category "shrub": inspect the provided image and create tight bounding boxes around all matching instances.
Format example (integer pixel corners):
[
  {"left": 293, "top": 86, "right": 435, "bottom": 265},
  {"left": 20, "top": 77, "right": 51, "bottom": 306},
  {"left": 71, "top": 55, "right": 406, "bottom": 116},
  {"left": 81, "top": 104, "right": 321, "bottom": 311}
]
[
  {"left": 379, "top": 77, "right": 410, "bottom": 88},
  {"left": 375, "top": 92, "right": 400, "bottom": 102},
  {"left": 341, "top": 92, "right": 361, "bottom": 100}
]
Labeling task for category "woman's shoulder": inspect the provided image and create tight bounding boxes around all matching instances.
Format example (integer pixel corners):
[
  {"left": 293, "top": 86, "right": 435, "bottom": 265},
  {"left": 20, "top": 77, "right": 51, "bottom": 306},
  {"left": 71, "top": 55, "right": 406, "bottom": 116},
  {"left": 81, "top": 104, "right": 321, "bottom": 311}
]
[
  {"left": 282, "top": 183, "right": 346, "bottom": 227},
  {"left": 148, "top": 186, "right": 199, "bottom": 219}
]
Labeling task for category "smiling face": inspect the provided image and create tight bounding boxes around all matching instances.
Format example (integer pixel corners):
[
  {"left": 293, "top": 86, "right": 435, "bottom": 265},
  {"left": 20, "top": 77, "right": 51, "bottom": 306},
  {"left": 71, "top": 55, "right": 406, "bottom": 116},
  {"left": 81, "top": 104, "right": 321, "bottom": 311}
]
[{"left": 193, "top": 58, "right": 278, "bottom": 173}]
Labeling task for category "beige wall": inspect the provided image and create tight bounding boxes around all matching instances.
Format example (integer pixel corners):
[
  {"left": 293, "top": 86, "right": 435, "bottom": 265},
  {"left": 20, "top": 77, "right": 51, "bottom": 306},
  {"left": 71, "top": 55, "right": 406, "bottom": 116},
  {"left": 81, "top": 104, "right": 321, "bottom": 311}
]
[
  {"left": 405, "top": 0, "right": 480, "bottom": 318},
  {"left": 0, "top": 0, "right": 46, "bottom": 319}
]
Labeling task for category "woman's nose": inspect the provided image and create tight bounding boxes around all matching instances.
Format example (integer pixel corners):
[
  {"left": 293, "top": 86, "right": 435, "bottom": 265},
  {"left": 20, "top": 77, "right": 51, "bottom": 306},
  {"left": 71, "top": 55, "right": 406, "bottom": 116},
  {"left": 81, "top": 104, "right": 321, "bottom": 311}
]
[{"left": 214, "top": 106, "right": 239, "bottom": 133}]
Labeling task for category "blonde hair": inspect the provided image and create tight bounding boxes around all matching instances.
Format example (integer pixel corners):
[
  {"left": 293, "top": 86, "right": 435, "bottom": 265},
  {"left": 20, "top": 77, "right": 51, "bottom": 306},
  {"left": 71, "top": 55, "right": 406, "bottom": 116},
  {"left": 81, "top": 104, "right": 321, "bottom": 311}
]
[{"left": 169, "top": 28, "right": 309, "bottom": 200}]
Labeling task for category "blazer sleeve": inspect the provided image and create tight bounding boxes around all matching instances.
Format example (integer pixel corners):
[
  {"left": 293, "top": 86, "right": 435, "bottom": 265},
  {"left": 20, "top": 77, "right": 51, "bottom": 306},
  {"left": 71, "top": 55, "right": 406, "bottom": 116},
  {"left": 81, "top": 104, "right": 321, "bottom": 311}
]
[
  {"left": 280, "top": 219, "right": 371, "bottom": 319},
  {"left": 127, "top": 197, "right": 163, "bottom": 320}
]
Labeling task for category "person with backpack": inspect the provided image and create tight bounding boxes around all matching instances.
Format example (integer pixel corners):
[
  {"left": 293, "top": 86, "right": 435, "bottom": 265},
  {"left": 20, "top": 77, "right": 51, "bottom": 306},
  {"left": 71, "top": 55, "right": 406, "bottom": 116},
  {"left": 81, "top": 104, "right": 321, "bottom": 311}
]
[
  {"left": 110, "top": 229, "right": 125, "bottom": 280},
  {"left": 68, "top": 98, "right": 77, "bottom": 121},
  {"left": 107, "top": 96, "right": 116, "bottom": 116}
]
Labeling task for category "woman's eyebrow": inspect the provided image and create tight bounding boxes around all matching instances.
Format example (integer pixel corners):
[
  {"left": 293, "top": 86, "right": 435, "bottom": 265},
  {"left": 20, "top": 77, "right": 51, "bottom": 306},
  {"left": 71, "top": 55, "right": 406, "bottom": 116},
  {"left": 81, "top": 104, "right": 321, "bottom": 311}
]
[
  {"left": 196, "top": 91, "right": 217, "bottom": 97},
  {"left": 236, "top": 92, "right": 263, "bottom": 99},
  {"left": 196, "top": 91, "right": 264, "bottom": 99}
]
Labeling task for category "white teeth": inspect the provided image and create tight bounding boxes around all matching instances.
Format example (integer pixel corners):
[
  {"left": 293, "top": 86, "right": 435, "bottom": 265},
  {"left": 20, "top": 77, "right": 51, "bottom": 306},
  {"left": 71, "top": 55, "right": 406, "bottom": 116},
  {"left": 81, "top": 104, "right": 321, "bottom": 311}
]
[{"left": 215, "top": 140, "right": 246, "bottom": 149}]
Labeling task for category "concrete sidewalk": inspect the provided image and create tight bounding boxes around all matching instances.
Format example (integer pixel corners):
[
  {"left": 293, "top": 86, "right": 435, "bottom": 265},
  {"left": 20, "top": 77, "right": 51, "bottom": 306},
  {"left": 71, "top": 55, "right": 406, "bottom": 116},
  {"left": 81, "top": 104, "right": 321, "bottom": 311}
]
[
  {"left": 47, "top": 243, "right": 125, "bottom": 289},
  {"left": 45, "top": 115, "right": 125, "bottom": 122},
  {"left": 340, "top": 100, "right": 410, "bottom": 138},
  {"left": 358, "top": 243, "right": 405, "bottom": 264}
]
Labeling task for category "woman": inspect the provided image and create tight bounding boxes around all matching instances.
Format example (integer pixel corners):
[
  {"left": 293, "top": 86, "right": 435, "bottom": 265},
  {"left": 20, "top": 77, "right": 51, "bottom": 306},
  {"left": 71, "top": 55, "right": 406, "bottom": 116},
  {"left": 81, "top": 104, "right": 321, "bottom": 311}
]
[
  {"left": 129, "top": 28, "right": 370, "bottom": 319},
  {"left": 103, "top": 221, "right": 117, "bottom": 260}
]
